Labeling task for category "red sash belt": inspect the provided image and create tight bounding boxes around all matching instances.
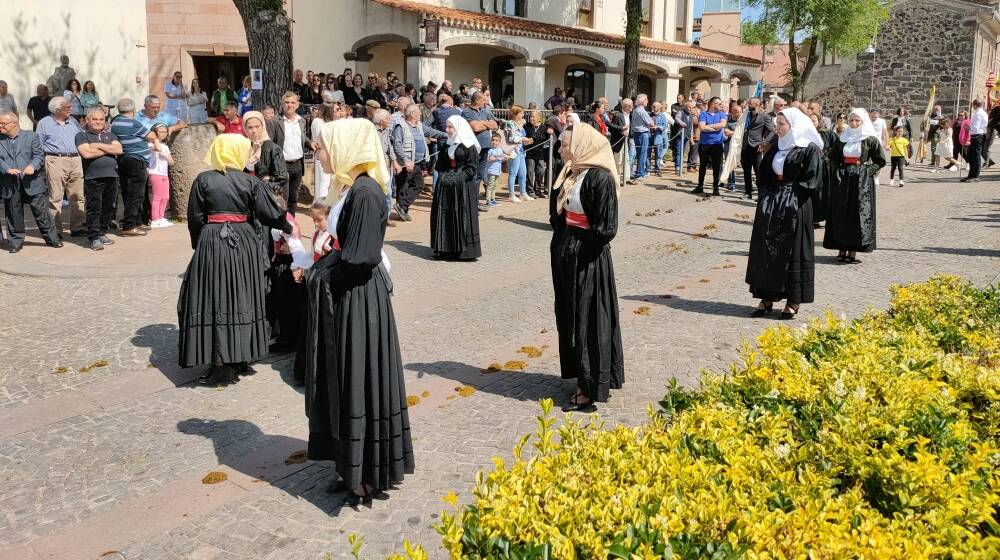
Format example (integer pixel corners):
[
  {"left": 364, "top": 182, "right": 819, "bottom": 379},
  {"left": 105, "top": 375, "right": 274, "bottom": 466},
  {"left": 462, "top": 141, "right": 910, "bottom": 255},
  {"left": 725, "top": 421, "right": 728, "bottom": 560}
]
[
  {"left": 565, "top": 210, "right": 590, "bottom": 230},
  {"left": 207, "top": 213, "right": 248, "bottom": 223},
  {"left": 776, "top": 174, "right": 784, "bottom": 182},
  {"left": 843, "top": 156, "right": 860, "bottom": 164},
  {"left": 332, "top": 238, "right": 342, "bottom": 251}
]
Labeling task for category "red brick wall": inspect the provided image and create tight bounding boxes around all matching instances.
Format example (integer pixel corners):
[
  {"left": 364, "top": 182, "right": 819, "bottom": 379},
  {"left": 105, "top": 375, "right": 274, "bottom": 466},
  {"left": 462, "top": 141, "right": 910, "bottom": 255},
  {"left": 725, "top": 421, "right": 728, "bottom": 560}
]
[{"left": 144, "top": 0, "right": 249, "bottom": 99}]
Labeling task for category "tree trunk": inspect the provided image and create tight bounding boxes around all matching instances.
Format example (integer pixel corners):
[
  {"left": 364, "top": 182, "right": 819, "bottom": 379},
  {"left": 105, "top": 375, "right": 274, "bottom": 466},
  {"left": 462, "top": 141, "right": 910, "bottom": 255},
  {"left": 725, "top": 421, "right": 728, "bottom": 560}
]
[
  {"left": 167, "top": 124, "right": 218, "bottom": 221},
  {"left": 797, "top": 39, "right": 820, "bottom": 100},
  {"left": 232, "top": 1, "right": 293, "bottom": 109},
  {"left": 787, "top": 34, "right": 801, "bottom": 100},
  {"left": 622, "top": 0, "right": 643, "bottom": 99}
]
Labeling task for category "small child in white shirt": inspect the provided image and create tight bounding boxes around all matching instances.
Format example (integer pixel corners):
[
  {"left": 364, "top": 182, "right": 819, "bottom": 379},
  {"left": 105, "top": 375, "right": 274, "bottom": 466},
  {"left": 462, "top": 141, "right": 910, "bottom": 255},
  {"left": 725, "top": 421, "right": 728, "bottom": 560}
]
[{"left": 147, "top": 124, "right": 174, "bottom": 228}]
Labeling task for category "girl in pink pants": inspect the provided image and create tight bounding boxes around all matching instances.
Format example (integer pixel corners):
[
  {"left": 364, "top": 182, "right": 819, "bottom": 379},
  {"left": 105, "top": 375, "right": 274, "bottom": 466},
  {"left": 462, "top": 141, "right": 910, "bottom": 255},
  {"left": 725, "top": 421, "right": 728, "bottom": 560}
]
[{"left": 148, "top": 124, "right": 174, "bottom": 228}]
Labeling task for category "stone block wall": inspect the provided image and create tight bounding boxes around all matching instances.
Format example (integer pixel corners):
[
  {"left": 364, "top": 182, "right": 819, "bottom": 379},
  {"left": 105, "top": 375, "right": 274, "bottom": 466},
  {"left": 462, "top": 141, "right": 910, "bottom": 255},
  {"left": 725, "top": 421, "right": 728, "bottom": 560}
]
[{"left": 811, "top": 0, "right": 985, "bottom": 119}]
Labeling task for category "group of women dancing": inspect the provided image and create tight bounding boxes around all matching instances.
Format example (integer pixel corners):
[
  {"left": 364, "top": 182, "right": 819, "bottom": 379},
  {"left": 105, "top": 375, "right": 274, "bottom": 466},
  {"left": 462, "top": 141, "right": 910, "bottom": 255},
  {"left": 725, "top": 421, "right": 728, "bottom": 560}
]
[
  {"left": 746, "top": 106, "right": 885, "bottom": 319},
  {"left": 173, "top": 114, "right": 626, "bottom": 504}
]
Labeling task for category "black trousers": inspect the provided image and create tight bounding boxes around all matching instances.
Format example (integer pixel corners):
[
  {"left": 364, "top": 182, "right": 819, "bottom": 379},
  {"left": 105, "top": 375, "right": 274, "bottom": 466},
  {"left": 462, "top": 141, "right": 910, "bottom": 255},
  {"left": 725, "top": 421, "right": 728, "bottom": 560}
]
[
  {"left": 84, "top": 177, "right": 119, "bottom": 241},
  {"left": 982, "top": 130, "right": 994, "bottom": 165},
  {"left": 967, "top": 134, "right": 984, "bottom": 179},
  {"left": 118, "top": 156, "right": 148, "bottom": 231},
  {"left": 890, "top": 156, "right": 905, "bottom": 180},
  {"left": 698, "top": 143, "right": 724, "bottom": 190},
  {"left": 741, "top": 147, "right": 762, "bottom": 195},
  {"left": 285, "top": 158, "right": 303, "bottom": 212},
  {"left": 394, "top": 167, "right": 422, "bottom": 212},
  {"left": 526, "top": 158, "right": 547, "bottom": 196},
  {"left": 3, "top": 187, "right": 59, "bottom": 248}
]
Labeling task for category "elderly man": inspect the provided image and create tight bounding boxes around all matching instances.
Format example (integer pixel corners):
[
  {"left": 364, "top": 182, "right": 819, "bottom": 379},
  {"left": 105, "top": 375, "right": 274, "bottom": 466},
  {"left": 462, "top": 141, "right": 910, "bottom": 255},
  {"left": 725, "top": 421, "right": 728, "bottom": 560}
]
[
  {"left": 0, "top": 112, "right": 61, "bottom": 252},
  {"left": 767, "top": 96, "right": 787, "bottom": 120},
  {"left": 630, "top": 94, "right": 657, "bottom": 180},
  {"left": 391, "top": 103, "right": 446, "bottom": 221},
  {"left": 210, "top": 77, "right": 237, "bottom": 117},
  {"left": 670, "top": 94, "right": 690, "bottom": 174},
  {"left": 135, "top": 95, "right": 187, "bottom": 135},
  {"left": 27, "top": 85, "right": 52, "bottom": 130},
  {"left": 111, "top": 98, "right": 158, "bottom": 235},
  {"left": 75, "top": 107, "right": 123, "bottom": 250},
  {"left": 462, "top": 91, "right": 498, "bottom": 194},
  {"left": 609, "top": 98, "right": 634, "bottom": 183},
  {"left": 419, "top": 91, "right": 437, "bottom": 126},
  {"left": 291, "top": 69, "right": 306, "bottom": 100},
  {"left": 0, "top": 81, "right": 16, "bottom": 115},
  {"left": 36, "top": 96, "right": 84, "bottom": 237},
  {"left": 46, "top": 55, "right": 76, "bottom": 96},
  {"left": 371, "top": 108, "right": 396, "bottom": 224}
]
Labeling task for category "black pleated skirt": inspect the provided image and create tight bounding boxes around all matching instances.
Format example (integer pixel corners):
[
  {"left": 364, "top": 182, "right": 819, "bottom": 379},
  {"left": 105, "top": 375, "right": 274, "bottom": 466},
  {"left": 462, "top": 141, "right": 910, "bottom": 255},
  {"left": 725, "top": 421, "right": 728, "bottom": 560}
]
[
  {"left": 746, "top": 185, "right": 815, "bottom": 304},
  {"left": 824, "top": 165, "right": 876, "bottom": 252},
  {"left": 266, "top": 254, "right": 304, "bottom": 345},
  {"left": 550, "top": 226, "right": 625, "bottom": 402},
  {"left": 302, "top": 252, "right": 414, "bottom": 491},
  {"left": 430, "top": 171, "right": 482, "bottom": 260},
  {"left": 177, "top": 222, "right": 270, "bottom": 367}
]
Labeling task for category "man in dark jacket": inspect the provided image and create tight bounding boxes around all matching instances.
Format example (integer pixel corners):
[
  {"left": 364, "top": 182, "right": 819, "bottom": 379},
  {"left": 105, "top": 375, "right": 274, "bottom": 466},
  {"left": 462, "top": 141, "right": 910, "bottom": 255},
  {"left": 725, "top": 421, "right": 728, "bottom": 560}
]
[
  {"left": 0, "top": 112, "right": 61, "bottom": 251},
  {"left": 669, "top": 94, "right": 689, "bottom": 173},
  {"left": 740, "top": 97, "right": 775, "bottom": 200}
]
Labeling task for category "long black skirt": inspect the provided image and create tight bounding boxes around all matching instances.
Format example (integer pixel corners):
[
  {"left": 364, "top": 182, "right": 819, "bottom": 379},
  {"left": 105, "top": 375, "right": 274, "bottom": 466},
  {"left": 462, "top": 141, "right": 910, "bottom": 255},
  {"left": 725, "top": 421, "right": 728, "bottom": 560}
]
[
  {"left": 812, "top": 161, "right": 831, "bottom": 223},
  {"left": 551, "top": 226, "right": 624, "bottom": 402},
  {"left": 746, "top": 185, "right": 815, "bottom": 304},
  {"left": 824, "top": 165, "right": 876, "bottom": 252},
  {"left": 430, "top": 170, "right": 481, "bottom": 260},
  {"left": 302, "top": 252, "right": 414, "bottom": 490},
  {"left": 177, "top": 221, "right": 270, "bottom": 367},
  {"left": 266, "top": 254, "right": 304, "bottom": 346}
]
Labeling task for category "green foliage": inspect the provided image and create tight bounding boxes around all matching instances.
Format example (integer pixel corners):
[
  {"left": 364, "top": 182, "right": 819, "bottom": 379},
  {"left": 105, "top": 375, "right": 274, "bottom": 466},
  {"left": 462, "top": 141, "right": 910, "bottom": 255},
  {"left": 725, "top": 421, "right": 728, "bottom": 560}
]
[
  {"left": 412, "top": 275, "right": 1000, "bottom": 559},
  {"left": 743, "top": 0, "right": 889, "bottom": 54}
]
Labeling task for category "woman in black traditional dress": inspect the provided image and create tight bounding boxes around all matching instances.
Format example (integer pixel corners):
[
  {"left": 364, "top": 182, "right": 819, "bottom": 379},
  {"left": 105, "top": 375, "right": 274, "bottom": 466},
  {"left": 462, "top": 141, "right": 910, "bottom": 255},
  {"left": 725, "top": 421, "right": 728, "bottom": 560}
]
[
  {"left": 746, "top": 108, "right": 823, "bottom": 320},
  {"left": 430, "top": 115, "right": 482, "bottom": 260},
  {"left": 300, "top": 118, "right": 413, "bottom": 505},
  {"left": 177, "top": 134, "right": 293, "bottom": 385},
  {"left": 550, "top": 123, "right": 624, "bottom": 413},
  {"left": 807, "top": 111, "right": 836, "bottom": 228},
  {"left": 824, "top": 108, "right": 886, "bottom": 263}
]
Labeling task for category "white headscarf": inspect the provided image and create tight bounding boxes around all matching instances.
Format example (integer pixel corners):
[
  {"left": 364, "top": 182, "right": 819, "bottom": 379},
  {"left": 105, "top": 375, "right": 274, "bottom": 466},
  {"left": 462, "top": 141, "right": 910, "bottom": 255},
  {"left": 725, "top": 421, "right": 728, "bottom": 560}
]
[
  {"left": 777, "top": 107, "right": 824, "bottom": 150},
  {"left": 839, "top": 107, "right": 877, "bottom": 143},
  {"left": 446, "top": 115, "right": 479, "bottom": 158},
  {"left": 566, "top": 112, "right": 582, "bottom": 126}
]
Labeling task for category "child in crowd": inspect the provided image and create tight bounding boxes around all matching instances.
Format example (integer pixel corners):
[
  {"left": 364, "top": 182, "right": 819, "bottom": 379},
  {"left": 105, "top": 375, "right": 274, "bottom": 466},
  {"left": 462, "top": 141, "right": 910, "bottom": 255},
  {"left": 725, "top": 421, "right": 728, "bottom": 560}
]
[
  {"left": 888, "top": 126, "right": 910, "bottom": 187},
  {"left": 148, "top": 124, "right": 174, "bottom": 227},
  {"left": 932, "top": 119, "right": 961, "bottom": 173},
  {"left": 290, "top": 200, "right": 332, "bottom": 385},
  {"left": 485, "top": 133, "right": 506, "bottom": 205}
]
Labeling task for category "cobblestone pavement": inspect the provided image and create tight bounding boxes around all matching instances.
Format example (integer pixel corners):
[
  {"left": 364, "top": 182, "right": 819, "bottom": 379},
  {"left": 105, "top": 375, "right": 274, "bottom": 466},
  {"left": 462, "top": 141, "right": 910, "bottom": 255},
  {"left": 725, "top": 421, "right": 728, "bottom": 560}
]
[{"left": 0, "top": 163, "right": 997, "bottom": 560}]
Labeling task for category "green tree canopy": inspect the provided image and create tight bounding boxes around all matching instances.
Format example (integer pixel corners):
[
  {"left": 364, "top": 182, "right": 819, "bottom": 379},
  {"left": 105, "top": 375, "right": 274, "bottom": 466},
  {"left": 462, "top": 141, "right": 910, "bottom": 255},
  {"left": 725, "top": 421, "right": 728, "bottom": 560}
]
[{"left": 743, "top": 0, "right": 890, "bottom": 99}]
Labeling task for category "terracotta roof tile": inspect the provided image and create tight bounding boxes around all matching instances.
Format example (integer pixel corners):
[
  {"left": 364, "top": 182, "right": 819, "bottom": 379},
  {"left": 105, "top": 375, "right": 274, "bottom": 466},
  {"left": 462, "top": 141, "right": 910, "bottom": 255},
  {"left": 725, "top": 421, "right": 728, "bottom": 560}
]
[{"left": 373, "top": 0, "right": 760, "bottom": 66}]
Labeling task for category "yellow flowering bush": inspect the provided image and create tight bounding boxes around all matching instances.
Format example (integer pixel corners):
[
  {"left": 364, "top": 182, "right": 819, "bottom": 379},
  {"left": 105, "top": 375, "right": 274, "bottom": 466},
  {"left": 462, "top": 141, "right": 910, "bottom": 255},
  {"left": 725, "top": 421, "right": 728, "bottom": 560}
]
[{"left": 398, "top": 276, "right": 1000, "bottom": 559}]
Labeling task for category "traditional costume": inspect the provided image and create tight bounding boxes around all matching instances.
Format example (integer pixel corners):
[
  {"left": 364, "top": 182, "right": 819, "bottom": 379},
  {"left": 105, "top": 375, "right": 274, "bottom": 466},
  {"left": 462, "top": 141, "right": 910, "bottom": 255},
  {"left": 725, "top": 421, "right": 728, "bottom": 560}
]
[
  {"left": 176, "top": 134, "right": 292, "bottom": 384},
  {"left": 300, "top": 119, "right": 413, "bottom": 503},
  {"left": 430, "top": 115, "right": 482, "bottom": 260},
  {"left": 823, "top": 109, "right": 886, "bottom": 260},
  {"left": 746, "top": 108, "right": 823, "bottom": 319},
  {"left": 549, "top": 123, "right": 624, "bottom": 412},
  {"left": 813, "top": 126, "right": 838, "bottom": 225}
]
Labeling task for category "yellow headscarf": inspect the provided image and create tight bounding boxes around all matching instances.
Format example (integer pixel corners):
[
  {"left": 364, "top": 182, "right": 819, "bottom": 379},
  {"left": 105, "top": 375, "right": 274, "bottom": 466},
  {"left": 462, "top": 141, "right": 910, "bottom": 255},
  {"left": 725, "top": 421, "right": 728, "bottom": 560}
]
[
  {"left": 553, "top": 123, "right": 620, "bottom": 213},
  {"left": 318, "top": 118, "right": 390, "bottom": 204},
  {"left": 203, "top": 133, "right": 251, "bottom": 174}
]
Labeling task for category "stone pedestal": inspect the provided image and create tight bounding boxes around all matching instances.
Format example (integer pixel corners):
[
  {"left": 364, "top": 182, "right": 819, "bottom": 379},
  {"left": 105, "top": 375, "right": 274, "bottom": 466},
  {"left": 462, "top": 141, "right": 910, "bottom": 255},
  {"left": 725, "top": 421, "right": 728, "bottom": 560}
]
[{"left": 167, "top": 124, "right": 217, "bottom": 221}]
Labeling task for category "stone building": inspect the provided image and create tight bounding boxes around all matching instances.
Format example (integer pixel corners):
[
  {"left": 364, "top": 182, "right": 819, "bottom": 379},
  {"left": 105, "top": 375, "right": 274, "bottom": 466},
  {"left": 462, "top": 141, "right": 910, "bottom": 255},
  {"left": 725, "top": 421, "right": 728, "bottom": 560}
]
[{"left": 810, "top": 0, "right": 1000, "bottom": 116}]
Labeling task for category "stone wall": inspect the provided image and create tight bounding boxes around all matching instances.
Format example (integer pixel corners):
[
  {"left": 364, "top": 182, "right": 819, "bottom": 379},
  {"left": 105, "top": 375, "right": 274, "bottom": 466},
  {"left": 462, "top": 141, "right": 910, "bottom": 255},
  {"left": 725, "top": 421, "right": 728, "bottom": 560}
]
[{"left": 811, "top": 0, "right": 988, "bottom": 118}]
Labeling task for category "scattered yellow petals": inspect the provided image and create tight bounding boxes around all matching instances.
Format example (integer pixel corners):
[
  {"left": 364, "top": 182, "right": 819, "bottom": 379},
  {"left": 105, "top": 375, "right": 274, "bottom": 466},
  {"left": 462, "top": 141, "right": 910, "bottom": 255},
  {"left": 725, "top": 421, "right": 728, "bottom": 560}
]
[
  {"left": 407, "top": 395, "right": 421, "bottom": 406},
  {"left": 79, "top": 360, "right": 109, "bottom": 373},
  {"left": 201, "top": 471, "right": 228, "bottom": 484},
  {"left": 481, "top": 362, "right": 502, "bottom": 373},
  {"left": 503, "top": 361, "right": 527, "bottom": 371},
  {"left": 703, "top": 223, "right": 718, "bottom": 230},
  {"left": 284, "top": 450, "right": 308, "bottom": 465},
  {"left": 518, "top": 346, "right": 543, "bottom": 358},
  {"left": 421, "top": 391, "right": 431, "bottom": 398},
  {"left": 455, "top": 385, "right": 477, "bottom": 397},
  {"left": 53, "top": 366, "right": 69, "bottom": 374},
  {"left": 634, "top": 306, "right": 651, "bottom": 316},
  {"left": 699, "top": 278, "right": 711, "bottom": 283}
]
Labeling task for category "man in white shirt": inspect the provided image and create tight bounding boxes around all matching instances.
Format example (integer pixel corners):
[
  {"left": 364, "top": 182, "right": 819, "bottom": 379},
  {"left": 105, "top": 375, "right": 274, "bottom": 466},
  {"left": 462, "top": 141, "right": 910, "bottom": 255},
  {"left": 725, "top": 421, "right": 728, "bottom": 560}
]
[
  {"left": 870, "top": 109, "right": 889, "bottom": 150},
  {"left": 277, "top": 91, "right": 309, "bottom": 210},
  {"left": 962, "top": 99, "right": 989, "bottom": 182}
]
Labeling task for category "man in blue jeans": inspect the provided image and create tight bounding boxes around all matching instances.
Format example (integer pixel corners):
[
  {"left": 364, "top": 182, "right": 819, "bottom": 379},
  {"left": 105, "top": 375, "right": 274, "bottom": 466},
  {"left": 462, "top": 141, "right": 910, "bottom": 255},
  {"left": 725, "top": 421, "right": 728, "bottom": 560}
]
[
  {"left": 692, "top": 96, "right": 728, "bottom": 196},
  {"left": 669, "top": 95, "right": 689, "bottom": 174},
  {"left": 630, "top": 94, "right": 656, "bottom": 180}
]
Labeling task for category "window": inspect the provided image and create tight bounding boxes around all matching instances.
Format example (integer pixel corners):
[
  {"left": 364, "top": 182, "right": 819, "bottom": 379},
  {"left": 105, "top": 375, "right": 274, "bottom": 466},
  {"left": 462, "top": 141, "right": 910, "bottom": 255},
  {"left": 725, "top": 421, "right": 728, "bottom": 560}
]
[
  {"left": 674, "top": 0, "right": 687, "bottom": 42},
  {"left": 564, "top": 67, "right": 594, "bottom": 108},
  {"left": 489, "top": 57, "right": 514, "bottom": 109},
  {"left": 500, "top": 0, "right": 526, "bottom": 18},
  {"left": 637, "top": 74, "right": 653, "bottom": 98},
  {"left": 577, "top": 0, "right": 593, "bottom": 28},
  {"left": 822, "top": 43, "right": 839, "bottom": 66},
  {"left": 702, "top": 0, "right": 740, "bottom": 12},
  {"left": 642, "top": 0, "right": 652, "bottom": 37}
]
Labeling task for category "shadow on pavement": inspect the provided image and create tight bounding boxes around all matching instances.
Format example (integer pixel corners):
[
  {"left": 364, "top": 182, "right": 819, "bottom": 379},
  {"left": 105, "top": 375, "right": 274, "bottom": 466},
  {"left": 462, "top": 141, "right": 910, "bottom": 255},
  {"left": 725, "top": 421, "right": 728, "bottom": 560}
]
[
  {"left": 627, "top": 222, "right": 746, "bottom": 243},
  {"left": 384, "top": 239, "right": 436, "bottom": 261},
  {"left": 405, "top": 360, "right": 572, "bottom": 404},
  {"left": 177, "top": 418, "right": 354, "bottom": 516},
  {"left": 497, "top": 215, "right": 551, "bottom": 232},
  {"left": 131, "top": 323, "right": 198, "bottom": 386},
  {"left": 622, "top": 294, "right": 755, "bottom": 319},
  {"left": 879, "top": 246, "right": 1000, "bottom": 258}
]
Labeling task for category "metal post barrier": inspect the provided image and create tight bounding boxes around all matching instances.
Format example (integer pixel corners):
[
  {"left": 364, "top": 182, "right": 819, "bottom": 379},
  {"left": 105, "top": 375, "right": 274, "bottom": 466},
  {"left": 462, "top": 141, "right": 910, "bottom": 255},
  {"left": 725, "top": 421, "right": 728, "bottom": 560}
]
[
  {"left": 547, "top": 131, "right": 554, "bottom": 191},
  {"left": 619, "top": 138, "right": 627, "bottom": 185},
  {"left": 677, "top": 127, "right": 685, "bottom": 177}
]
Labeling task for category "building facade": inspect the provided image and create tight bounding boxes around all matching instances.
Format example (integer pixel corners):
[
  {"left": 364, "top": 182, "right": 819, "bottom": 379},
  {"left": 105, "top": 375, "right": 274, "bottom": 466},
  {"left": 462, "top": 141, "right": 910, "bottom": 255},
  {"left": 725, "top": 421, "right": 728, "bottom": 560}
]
[{"left": 293, "top": 0, "right": 759, "bottom": 107}]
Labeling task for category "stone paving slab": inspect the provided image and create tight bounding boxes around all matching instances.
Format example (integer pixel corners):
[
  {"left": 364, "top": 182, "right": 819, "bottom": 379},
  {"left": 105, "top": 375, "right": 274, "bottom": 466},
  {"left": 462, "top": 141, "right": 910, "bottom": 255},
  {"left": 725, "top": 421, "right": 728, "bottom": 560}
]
[{"left": 0, "top": 162, "right": 997, "bottom": 559}]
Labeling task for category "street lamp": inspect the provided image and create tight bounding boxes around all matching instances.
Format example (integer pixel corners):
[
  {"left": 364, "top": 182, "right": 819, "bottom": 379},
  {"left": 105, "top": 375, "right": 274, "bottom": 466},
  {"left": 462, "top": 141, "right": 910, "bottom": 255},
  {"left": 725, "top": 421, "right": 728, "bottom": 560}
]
[{"left": 867, "top": 42, "right": 876, "bottom": 108}]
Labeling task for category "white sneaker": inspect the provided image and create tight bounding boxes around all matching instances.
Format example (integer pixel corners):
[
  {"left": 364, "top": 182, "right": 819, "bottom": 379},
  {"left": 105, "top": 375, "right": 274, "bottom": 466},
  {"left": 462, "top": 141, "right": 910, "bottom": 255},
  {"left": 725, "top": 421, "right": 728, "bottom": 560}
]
[
  {"left": 509, "top": 195, "right": 522, "bottom": 203},
  {"left": 521, "top": 193, "right": 534, "bottom": 200},
  {"left": 150, "top": 220, "right": 166, "bottom": 229},
  {"left": 889, "top": 179, "right": 898, "bottom": 187},
  {"left": 899, "top": 180, "right": 905, "bottom": 187},
  {"left": 949, "top": 164, "right": 959, "bottom": 172},
  {"left": 930, "top": 168, "right": 938, "bottom": 173}
]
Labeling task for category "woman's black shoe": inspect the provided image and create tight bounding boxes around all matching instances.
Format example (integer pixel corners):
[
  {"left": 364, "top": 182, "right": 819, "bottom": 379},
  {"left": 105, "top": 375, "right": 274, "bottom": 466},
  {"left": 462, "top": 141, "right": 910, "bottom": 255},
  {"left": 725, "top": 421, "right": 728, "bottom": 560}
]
[
  {"left": 751, "top": 302, "right": 773, "bottom": 318},
  {"left": 198, "top": 364, "right": 236, "bottom": 385},
  {"left": 561, "top": 398, "right": 597, "bottom": 413},
  {"left": 779, "top": 306, "right": 800, "bottom": 320},
  {"left": 845, "top": 256, "right": 861, "bottom": 264}
]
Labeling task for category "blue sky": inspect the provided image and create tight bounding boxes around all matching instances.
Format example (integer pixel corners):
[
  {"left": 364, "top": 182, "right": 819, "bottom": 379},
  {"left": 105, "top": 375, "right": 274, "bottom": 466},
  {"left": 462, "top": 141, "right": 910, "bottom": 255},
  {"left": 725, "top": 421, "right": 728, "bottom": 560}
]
[{"left": 694, "top": 0, "right": 763, "bottom": 18}]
